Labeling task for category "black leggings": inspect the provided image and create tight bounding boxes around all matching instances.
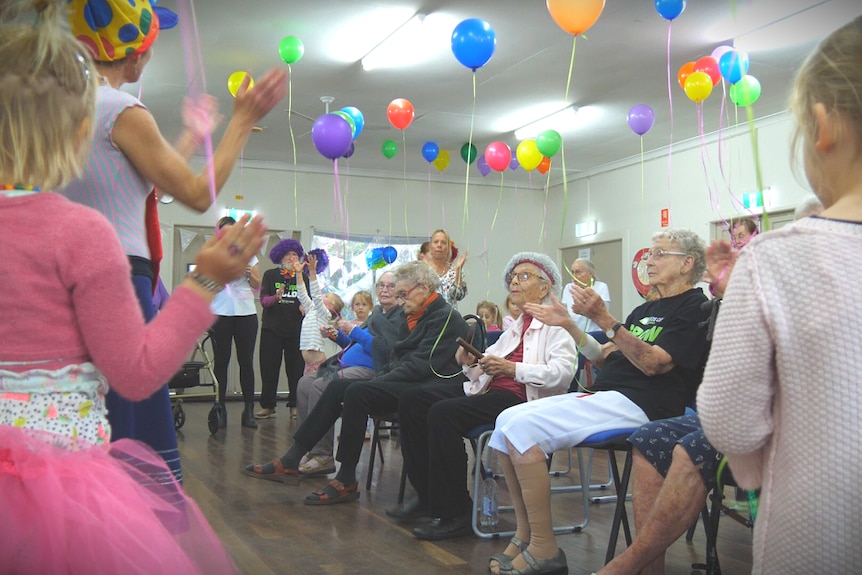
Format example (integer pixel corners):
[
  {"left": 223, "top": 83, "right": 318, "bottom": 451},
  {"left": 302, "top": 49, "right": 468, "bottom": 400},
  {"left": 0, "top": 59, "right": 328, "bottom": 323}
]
[{"left": 211, "top": 314, "right": 258, "bottom": 403}]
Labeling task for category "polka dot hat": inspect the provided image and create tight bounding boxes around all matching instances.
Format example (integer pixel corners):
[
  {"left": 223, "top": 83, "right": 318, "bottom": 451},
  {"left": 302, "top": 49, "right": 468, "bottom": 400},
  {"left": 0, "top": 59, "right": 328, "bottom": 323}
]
[{"left": 68, "top": 0, "right": 165, "bottom": 62}]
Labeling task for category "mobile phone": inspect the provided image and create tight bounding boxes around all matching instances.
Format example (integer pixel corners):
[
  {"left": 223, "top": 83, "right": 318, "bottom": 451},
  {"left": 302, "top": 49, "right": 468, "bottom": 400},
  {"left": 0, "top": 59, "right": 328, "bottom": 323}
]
[{"left": 456, "top": 337, "right": 484, "bottom": 360}]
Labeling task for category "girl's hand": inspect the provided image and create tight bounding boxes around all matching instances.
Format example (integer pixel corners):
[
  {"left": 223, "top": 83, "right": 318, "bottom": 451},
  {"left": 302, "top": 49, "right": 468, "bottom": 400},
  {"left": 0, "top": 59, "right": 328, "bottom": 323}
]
[
  {"left": 292, "top": 259, "right": 306, "bottom": 273},
  {"left": 182, "top": 94, "right": 221, "bottom": 144}
]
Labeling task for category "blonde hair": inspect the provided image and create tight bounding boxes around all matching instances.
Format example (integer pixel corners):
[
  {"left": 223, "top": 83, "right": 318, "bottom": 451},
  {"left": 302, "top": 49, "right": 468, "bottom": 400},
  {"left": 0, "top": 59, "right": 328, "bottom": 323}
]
[
  {"left": 790, "top": 17, "right": 862, "bottom": 182},
  {"left": 351, "top": 290, "right": 373, "bottom": 310},
  {"left": 430, "top": 229, "right": 452, "bottom": 260},
  {"left": 0, "top": 0, "right": 98, "bottom": 190},
  {"left": 476, "top": 300, "right": 502, "bottom": 328}
]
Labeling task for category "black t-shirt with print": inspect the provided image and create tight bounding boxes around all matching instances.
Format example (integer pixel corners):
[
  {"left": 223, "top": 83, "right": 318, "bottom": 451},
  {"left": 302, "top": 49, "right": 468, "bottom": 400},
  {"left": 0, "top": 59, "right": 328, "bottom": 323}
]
[
  {"left": 260, "top": 267, "right": 308, "bottom": 338},
  {"left": 591, "top": 288, "right": 709, "bottom": 421}
]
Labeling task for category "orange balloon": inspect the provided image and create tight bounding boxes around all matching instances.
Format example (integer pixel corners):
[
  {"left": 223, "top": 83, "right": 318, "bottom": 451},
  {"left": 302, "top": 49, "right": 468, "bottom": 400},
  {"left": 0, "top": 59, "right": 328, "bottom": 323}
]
[
  {"left": 387, "top": 98, "right": 414, "bottom": 130},
  {"left": 537, "top": 156, "right": 552, "bottom": 175},
  {"left": 677, "top": 61, "right": 696, "bottom": 90},
  {"left": 546, "top": 0, "right": 606, "bottom": 35}
]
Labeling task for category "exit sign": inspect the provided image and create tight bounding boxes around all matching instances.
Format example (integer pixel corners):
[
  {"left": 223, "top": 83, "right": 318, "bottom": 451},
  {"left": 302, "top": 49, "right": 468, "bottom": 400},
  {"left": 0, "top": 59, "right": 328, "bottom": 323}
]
[
  {"left": 660, "top": 208, "right": 669, "bottom": 227},
  {"left": 224, "top": 207, "right": 255, "bottom": 221},
  {"left": 742, "top": 191, "right": 763, "bottom": 209}
]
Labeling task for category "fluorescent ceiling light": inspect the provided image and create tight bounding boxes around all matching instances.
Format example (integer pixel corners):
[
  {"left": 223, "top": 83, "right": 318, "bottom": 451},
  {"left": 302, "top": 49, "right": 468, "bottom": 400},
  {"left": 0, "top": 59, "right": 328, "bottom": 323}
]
[
  {"left": 514, "top": 105, "right": 579, "bottom": 140},
  {"left": 361, "top": 13, "right": 426, "bottom": 71}
]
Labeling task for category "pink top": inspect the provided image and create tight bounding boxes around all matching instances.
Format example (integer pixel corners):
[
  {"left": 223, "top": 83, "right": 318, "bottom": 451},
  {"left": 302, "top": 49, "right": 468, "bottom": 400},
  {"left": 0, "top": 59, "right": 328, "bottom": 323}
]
[{"left": 0, "top": 193, "right": 214, "bottom": 401}]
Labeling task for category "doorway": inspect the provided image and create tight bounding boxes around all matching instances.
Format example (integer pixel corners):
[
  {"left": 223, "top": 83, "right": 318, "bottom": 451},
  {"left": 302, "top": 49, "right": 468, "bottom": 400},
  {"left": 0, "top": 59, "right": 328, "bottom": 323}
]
[{"left": 560, "top": 239, "right": 623, "bottom": 321}]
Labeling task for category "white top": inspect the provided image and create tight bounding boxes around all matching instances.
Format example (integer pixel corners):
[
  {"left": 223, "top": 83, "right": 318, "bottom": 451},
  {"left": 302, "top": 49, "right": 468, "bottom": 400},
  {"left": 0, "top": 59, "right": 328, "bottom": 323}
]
[
  {"left": 296, "top": 277, "right": 336, "bottom": 353},
  {"left": 210, "top": 256, "right": 258, "bottom": 316},
  {"left": 560, "top": 279, "right": 611, "bottom": 333},
  {"left": 698, "top": 217, "right": 862, "bottom": 574}
]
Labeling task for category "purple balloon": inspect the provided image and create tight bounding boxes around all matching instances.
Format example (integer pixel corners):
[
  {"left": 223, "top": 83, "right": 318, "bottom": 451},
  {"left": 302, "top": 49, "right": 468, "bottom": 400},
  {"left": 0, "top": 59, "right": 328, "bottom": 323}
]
[
  {"left": 711, "top": 45, "right": 733, "bottom": 61},
  {"left": 627, "top": 104, "right": 655, "bottom": 136},
  {"left": 343, "top": 142, "right": 355, "bottom": 158},
  {"left": 312, "top": 114, "right": 353, "bottom": 160},
  {"left": 476, "top": 155, "right": 491, "bottom": 177},
  {"left": 509, "top": 150, "right": 519, "bottom": 171}
]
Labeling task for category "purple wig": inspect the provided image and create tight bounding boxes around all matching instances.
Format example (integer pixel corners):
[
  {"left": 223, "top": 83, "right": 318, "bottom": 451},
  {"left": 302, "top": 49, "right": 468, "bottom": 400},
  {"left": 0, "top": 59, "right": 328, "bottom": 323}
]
[
  {"left": 269, "top": 238, "right": 305, "bottom": 265},
  {"left": 305, "top": 248, "right": 330, "bottom": 274}
]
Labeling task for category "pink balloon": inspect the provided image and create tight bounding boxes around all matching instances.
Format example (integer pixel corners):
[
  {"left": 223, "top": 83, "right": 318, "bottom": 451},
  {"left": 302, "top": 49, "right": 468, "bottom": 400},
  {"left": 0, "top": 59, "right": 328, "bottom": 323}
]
[
  {"left": 484, "top": 141, "right": 511, "bottom": 172},
  {"left": 711, "top": 45, "right": 733, "bottom": 61}
]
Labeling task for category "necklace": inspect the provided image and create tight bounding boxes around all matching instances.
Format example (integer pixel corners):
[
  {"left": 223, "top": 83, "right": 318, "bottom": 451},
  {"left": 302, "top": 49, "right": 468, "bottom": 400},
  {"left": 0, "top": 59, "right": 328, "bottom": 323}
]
[{"left": 0, "top": 183, "right": 41, "bottom": 191}]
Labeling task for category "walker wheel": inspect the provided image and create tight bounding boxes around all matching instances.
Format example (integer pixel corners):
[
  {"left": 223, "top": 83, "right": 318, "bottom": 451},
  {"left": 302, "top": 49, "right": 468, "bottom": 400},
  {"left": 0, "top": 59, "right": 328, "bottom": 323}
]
[
  {"left": 207, "top": 404, "right": 220, "bottom": 435},
  {"left": 173, "top": 404, "right": 185, "bottom": 430}
]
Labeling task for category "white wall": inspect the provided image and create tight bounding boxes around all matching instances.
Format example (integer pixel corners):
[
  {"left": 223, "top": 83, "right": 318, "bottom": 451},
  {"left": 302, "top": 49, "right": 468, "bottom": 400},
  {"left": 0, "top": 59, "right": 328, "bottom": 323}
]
[{"left": 157, "top": 112, "right": 813, "bottom": 320}]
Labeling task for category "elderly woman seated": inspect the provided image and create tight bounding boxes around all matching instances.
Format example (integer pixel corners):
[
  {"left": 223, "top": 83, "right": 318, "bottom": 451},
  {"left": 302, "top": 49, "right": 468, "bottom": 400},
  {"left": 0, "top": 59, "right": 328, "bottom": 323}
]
[
  {"left": 487, "top": 229, "right": 711, "bottom": 575},
  {"left": 389, "top": 252, "right": 577, "bottom": 541},
  {"left": 242, "top": 261, "right": 466, "bottom": 505}
]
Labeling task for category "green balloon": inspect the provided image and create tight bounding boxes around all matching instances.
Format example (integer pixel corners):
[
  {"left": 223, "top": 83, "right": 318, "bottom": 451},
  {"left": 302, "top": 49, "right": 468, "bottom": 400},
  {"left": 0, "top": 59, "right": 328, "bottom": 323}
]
[
  {"left": 278, "top": 36, "right": 305, "bottom": 65},
  {"left": 729, "top": 75, "right": 761, "bottom": 107},
  {"left": 332, "top": 110, "right": 356, "bottom": 138},
  {"left": 381, "top": 139, "right": 398, "bottom": 159},
  {"left": 536, "top": 129, "right": 562, "bottom": 158},
  {"left": 460, "top": 143, "right": 477, "bottom": 164}
]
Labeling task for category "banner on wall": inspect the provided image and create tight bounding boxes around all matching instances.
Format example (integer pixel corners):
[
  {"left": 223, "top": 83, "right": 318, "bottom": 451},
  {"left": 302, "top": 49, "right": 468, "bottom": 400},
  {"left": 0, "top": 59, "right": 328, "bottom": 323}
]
[
  {"left": 179, "top": 228, "right": 197, "bottom": 252},
  {"left": 159, "top": 222, "right": 172, "bottom": 242}
]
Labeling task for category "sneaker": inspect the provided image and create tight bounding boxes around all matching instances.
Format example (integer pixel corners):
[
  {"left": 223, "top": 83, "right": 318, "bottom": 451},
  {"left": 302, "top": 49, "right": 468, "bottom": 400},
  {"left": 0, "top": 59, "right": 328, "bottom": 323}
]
[
  {"left": 299, "top": 455, "right": 336, "bottom": 477},
  {"left": 254, "top": 408, "right": 276, "bottom": 419}
]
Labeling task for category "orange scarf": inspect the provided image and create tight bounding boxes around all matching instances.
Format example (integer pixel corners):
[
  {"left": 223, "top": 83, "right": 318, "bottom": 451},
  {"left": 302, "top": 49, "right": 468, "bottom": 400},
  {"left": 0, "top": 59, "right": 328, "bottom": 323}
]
[{"left": 406, "top": 292, "right": 439, "bottom": 331}]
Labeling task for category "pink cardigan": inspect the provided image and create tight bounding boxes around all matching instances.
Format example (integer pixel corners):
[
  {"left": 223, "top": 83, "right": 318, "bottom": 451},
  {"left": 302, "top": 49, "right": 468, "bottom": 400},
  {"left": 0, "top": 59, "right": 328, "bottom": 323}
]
[{"left": 0, "top": 193, "right": 214, "bottom": 400}]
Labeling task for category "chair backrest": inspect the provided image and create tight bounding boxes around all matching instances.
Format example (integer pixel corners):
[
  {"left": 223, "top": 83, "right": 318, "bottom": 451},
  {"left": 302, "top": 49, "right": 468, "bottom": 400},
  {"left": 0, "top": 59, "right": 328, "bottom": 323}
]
[
  {"left": 461, "top": 314, "right": 488, "bottom": 355},
  {"left": 486, "top": 330, "right": 503, "bottom": 347}
]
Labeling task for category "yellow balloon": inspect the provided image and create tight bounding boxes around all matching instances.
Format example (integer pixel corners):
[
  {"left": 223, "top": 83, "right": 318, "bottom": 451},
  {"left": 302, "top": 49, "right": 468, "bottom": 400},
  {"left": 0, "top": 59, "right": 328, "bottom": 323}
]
[
  {"left": 684, "top": 71, "right": 713, "bottom": 103},
  {"left": 227, "top": 71, "right": 254, "bottom": 98},
  {"left": 516, "top": 139, "right": 543, "bottom": 171},
  {"left": 433, "top": 149, "right": 451, "bottom": 172}
]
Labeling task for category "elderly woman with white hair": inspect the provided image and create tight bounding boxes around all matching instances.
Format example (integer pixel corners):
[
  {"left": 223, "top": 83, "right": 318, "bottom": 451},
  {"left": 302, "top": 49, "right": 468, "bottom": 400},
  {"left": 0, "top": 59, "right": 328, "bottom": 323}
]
[
  {"left": 487, "top": 229, "right": 711, "bottom": 575},
  {"left": 391, "top": 252, "right": 578, "bottom": 541}
]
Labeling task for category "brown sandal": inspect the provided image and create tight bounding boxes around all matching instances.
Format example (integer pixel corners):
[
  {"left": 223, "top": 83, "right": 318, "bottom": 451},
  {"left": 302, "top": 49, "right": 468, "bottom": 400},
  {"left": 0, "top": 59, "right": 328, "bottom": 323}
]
[
  {"left": 304, "top": 479, "right": 360, "bottom": 505},
  {"left": 241, "top": 459, "right": 300, "bottom": 485}
]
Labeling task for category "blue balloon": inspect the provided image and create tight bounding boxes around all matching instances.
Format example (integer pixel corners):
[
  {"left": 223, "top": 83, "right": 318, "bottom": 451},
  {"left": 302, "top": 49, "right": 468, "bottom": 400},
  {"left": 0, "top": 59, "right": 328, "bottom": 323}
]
[
  {"left": 719, "top": 50, "right": 750, "bottom": 84},
  {"left": 340, "top": 106, "right": 365, "bottom": 139},
  {"left": 382, "top": 246, "right": 397, "bottom": 264},
  {"left": 421, "top": 141, "right": 439, "bottom": 163},
  {"left": 655, "top": 0, "right": 686, "bottom": 21},
  {"left": 451, "top": 18, "right": 496, "bottom": 71}
]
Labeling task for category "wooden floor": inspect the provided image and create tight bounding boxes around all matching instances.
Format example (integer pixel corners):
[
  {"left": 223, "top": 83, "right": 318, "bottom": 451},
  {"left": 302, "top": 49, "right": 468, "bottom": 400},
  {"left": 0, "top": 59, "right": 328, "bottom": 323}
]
[{"left": 175, "top": 400, "right": 753, "bottom": 575}]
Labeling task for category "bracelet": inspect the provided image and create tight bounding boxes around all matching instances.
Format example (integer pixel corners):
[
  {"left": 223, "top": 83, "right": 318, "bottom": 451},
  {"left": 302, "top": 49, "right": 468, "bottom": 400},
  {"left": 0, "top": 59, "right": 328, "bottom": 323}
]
[{"left": 188, "top": 272, "right": 224, "bottom": 294}]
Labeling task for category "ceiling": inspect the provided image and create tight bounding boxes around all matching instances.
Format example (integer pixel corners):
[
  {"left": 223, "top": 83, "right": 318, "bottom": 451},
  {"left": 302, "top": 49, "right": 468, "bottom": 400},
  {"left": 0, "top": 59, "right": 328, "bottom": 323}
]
[{"left": 141, "top": 0, "right": 861, "bottom": 181}]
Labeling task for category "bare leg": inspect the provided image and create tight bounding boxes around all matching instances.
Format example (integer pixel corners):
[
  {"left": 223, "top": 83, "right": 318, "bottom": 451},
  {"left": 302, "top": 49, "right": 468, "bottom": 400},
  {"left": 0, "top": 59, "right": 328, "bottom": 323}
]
[
  {"left": 496, "top": 451, "right": 531, "bottom": 558},
  {"left": 597, "top": 446, "right": 707, "bottom": 575}
]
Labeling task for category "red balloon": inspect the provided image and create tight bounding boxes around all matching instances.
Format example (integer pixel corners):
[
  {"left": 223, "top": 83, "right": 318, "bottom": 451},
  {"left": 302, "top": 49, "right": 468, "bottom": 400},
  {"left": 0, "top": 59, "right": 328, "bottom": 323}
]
[
  {"left": 537, "top": 156, "right": 551, "bottom": 175},
  {"left": 387, "top": 98, "right": 414, "bottom": 130},
  {"left": 694, "top": 56, "right": 721, "bottom": 87},
  {"left": 678, "top": 61, "right": 696, "bottom": 90},
  {"left": 484, "top": 141, "right": 511, "bottom": 172}
]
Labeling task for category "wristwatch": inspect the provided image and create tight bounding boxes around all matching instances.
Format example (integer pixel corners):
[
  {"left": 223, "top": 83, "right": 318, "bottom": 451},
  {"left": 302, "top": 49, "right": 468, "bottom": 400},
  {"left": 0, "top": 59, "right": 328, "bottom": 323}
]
[
  {"left": 605, "top": 321, "right": 624, "bottom": 340},
  {"left": 188, "top": 272, "right": 224, "bottom": 294}
]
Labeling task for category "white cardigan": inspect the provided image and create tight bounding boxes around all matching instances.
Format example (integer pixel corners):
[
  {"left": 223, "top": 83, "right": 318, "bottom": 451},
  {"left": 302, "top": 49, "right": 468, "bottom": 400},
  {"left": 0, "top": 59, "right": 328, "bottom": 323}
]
[{"left": 463, "top": 314, "right": 577, "bottom": 401}]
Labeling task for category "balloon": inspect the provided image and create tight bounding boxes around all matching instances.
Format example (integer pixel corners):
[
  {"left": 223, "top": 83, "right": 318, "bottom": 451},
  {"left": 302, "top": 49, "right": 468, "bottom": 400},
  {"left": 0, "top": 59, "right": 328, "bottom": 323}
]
[
  {"left": 366, "top": 247, "right": 387, "bottom": 270},
  {"left": 421, "top": 141, "right": 439, "bottom": 163},
  {"left": 546, "top": 0, "right": 605, "bottom": 35},
  {"left": 343, "top": 142, "right": 355, "bottom": 159},
  {"left": 537, "top": 156, "right": 552, "bottom": 175},
  {"left": 516, "top": 139, "right": 543, "bottom": 171},
  {"left": 311, "top": 114, "right": 352, "bottom": 159},
  {"left": 509, "top": 150, "right": 520, "bottom": 171},
  {"left": 677, "top": 61, "right": 696, "bottom": 89},
  {"left": 694, "top": 56, "right": 721, "bottom": 86},
  {"left": 278, "top": 36, "right": 304, "bottom": 64},
  {"left": 729, "top": 75, "right": 761, "bottom": 107},
  {"left": 719, "top": 50, "right": 750, "bottom": 84},
  {"left": 382, "top": 246, "right": 397, "bottom": 264},
  {"left": 711, "top": 45, "right": 733, "bottom": 61},
  {"left": 451, "top": 18, "right": 497, "bottom": 71},
  {"left": 477, "top": 155, "right": 491, "bottom": 177},
  {"left": 332, "top": 110, "right": 356, "bottom": 139},
  {"left": 386, "top": 98, "right": 414, "bottom": 130},
  {"left": 684, "top": 71, "right": 713, "bottom": 103},
  {"left": 433, "top": 149, "right": 450, "bottom": 172},
  {"left": 627, "top": 104, "right": 655, "bottom": 136},
  {"left": 340, "top": 106, "right": 365, "bottom": 139},
  {"left": 227, "top": 71, "right": 253, "bottom": 98},
  {"left": 536, "top": 129, "right": 562, "bottom": 157},
  {"left": 381, "top": 139, "right": 398, "bottom": 159},
  {"left": 485, "top": 141, "right": 511, "bottom": 172},
  {"left": 655, "top": 0, "right": 686, "bottom": 21},
  {"left": 460, "top": 143, "right": 478, "bottom": 164}
]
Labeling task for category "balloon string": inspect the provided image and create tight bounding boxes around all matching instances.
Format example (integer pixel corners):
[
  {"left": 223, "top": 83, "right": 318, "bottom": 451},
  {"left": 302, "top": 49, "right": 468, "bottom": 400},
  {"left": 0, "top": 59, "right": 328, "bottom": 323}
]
[
  {"left": 402, "top": 130, "right": 409, "bottom": 238},
  {"left": 557, "top": 36, "right": 577, "bottom": 240},
  {"left": 564, "top": 36, "right": 576, "bottom": 102},
  {"left": 538, "top": 171, "right": 551, "bottom": 249},
  {"left": 697, "top": 104, "right": 720, "bottom": 219},
  {"left": 340, "top": 158, "right": 347, "bottom": 231},
  {"left": 427, "top": 169, "right": 431, "bottom": 236},
  {"left": 484, "top": 235, "right": 490, "bottom": 299},
  {"left": 641, "top": 136, "right": 645, "bottom": 240},
  {"left": 344, "top": 157, "right": 350, "bottom": 244},
  {"left": 333, "top": 160, "right": 344, "bottom": 242},
  {"left": 333, "top": 159, "right": 338, "bottom": 224},
  {"left": 288, "top": 65, "right": 298, "bottom": 228},
  {"left": 491, "top": 172, "right": 503, "bottom": 232},
  {"left": 744, "top": 102, "right": 769, "bottom": 230},
  {"left": 462, "top": 73, "right": 478, "bottom": 238},
  {"left": 665, "top": 21, "right": 674, "bottom": 215},
  {"left": 514, "top": 179, "right": 520, "bottom": 246}
]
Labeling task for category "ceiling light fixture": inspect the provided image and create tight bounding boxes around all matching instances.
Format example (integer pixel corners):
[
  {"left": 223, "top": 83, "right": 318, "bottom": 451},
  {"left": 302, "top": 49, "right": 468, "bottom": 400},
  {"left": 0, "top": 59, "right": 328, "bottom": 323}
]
[
  {"left": 360, "top": 13, "right": 427, "bottom": 71},
  {"left": 514, "top": 105, "right": 579, "bottom": 140}
]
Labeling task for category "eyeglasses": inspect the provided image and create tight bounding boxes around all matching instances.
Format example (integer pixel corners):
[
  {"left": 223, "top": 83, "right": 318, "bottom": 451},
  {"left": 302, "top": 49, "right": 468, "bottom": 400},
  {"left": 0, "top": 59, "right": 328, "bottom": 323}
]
[
  {"left": 394, "top": 284, "right": 422, "bottom": 301},
  {"left": 506, "top": 271, "right": 544, "bottom": 285},
  {"left": 376, "top": 282, "right": 396, "bottom": 291},
  {"left": 641, "top": 248, "right": 689, "bottom": 262}
]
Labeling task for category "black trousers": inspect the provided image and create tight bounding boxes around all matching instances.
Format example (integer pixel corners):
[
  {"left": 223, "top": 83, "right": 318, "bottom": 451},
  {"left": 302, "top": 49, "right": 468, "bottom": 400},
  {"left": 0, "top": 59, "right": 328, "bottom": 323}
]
[
  {"left": 211, "top": 314, "right": 258, "bottom": 403},
  {"left": 258, "top": 329, "right": 304, "bottom": 409},
  {"left": 400, "top": 383, "right": 524, "bottom": 519}
]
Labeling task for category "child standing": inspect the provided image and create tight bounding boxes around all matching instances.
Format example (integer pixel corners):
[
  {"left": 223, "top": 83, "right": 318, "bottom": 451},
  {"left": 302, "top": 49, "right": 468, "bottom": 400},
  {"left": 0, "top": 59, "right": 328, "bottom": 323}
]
[
  {"left": 476, "top": 300, "right": 502, "bottom": 331},
  {"left": 294, "top": 250, "right": 344, "bottom": 375}
]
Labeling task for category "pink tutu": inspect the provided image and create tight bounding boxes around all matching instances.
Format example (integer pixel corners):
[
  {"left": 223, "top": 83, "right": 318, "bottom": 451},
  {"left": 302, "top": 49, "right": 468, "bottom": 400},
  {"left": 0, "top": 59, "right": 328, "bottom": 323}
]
[{"left": 0, "top": 427, "right": 239, "bottom": 575}]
